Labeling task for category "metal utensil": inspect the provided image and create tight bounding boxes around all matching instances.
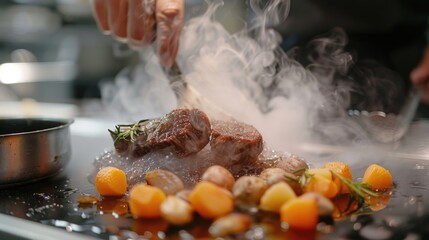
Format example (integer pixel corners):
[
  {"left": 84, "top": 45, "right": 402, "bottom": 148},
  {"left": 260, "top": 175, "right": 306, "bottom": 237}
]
[
  {"left": 0, "top": 118, "right": 73, "bottom": 187},
  {"left": 350, "top": 86, "right": 423, "bottom": 143},
  {"left": 163, "top": 62, "right": 187, "bottom": 100},
  {"left": 164, "top": 62, "right": 233, "bottom": 119}
]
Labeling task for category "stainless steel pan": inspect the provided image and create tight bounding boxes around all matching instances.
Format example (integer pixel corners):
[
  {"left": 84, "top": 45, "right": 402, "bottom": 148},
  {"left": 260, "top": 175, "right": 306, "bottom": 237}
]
[{"left": 0, "top": 118, "right": 73, "bottom": 187}]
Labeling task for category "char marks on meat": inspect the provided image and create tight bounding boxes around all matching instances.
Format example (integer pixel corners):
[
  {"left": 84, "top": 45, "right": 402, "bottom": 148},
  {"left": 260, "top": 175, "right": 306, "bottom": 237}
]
[
  {"left": 210, "top": 120, "right": 263, "bottom": 167},
  {"left": 112, "top": 109, "right": 211, "bottom": 158}
]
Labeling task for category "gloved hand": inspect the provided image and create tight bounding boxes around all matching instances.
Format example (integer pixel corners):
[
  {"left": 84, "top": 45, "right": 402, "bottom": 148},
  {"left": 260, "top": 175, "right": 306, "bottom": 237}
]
[
  {"left": 411, "top": 46, "right": 429, "bottom": 103},
  {"left": 91, "top": 0, "right": 184, "bottom": 68}
]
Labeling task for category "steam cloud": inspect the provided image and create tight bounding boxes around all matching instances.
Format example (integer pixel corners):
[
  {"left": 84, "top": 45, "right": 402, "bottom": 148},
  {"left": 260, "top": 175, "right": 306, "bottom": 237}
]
[
  {"left": 177, "top": 0, "right": 357, "bottom": 152},
  {"left": 100, "top": 0, "right": 400, "bottom": 155}
]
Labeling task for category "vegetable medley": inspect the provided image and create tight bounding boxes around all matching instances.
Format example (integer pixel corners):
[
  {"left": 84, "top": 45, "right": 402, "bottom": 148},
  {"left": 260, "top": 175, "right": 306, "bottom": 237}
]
[{"left": 89, "top": 161, "right": 393, "bottom": 237}]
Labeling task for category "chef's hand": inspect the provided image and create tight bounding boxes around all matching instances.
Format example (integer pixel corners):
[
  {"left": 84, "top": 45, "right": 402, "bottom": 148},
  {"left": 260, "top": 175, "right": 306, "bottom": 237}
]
[
  {"left": 411, "top": 46, "right": 429, "bottom": 103},
  {"left": 91, "top": 0, "right": 184, "bottom": 68}
]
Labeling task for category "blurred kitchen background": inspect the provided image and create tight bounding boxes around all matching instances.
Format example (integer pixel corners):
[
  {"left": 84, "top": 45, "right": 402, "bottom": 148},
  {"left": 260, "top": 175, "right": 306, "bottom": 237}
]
[
  {"left": 0, "top": 0, "right": 246, "bottom": 118},
  {"left": 0, "top": 0, "right": 136, "bottom": 103}
]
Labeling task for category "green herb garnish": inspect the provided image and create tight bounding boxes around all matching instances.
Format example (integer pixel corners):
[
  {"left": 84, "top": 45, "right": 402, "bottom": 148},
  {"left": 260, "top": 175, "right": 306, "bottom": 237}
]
[
  {"left": 331, "top": 171, "right": 380, "bottom": 198},
  {"left": 293, "top": 168, "right": 307, "bottom": 175},
  {"left": 298, "top": 170, "right": 314, "bottom": 187},
  {"left": 108, "top": 119, "right": 149, "bottom": 143}
]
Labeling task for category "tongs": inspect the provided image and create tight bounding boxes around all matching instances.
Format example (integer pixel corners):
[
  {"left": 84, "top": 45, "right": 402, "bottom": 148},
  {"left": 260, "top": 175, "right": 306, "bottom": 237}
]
[
  {"left": 350, "top": 86, "right": 423, "bottom": 143},
  {"left": 163, "top": 62, "right": 233, "bottom": 119},
  {"left": 164, "top": 62, "right": 187, "bottom": 100}
]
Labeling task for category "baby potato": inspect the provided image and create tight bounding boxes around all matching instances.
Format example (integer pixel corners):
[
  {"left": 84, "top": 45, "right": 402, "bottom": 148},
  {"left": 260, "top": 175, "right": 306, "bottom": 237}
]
[
  {"left": 175, "top": 189, "right": 192, "bottom": 202},
  {"left": 233, "top": 176, "right": 268, "bottom": 209},
  {"left": 259, "top": 168, "right": 302, "bottom": 194},
  {"left": 259, "top": 181, "right": 297, "bottom": 213},
  {"left": 146, "top": 169, "right": 185, "bottom": 195},
  {"left": 260, "top": 168, "right": 288, "bottom": 186},
  {"left": 209, "top": 213, "right": 252, "bottom": 237},
  {"left": 201, "top": 165, "right": 235, "bottom": 191},
  {"left": 160, "top": 196, "right": 194, "bottom": 225}
]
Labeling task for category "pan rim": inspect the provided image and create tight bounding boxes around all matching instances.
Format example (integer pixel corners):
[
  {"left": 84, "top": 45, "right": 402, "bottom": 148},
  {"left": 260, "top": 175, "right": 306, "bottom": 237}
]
[{"left": 0, "top": 117, "right": 74, "bottom": 137}]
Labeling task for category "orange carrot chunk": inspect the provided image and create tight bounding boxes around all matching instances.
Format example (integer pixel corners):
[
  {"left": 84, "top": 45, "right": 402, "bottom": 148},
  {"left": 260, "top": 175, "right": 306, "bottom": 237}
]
[
  {"left": 280, "top": 197, "right": 319, "bottom": 231},
  {"left": 188, "top": 181, "right": 234, "bottom": 219},
  {"left": 95, "top": 167, "right": 127, "bottom": 196},
  {"left": 129, "top": 184, "right": 166, "bottom": 218},
  {"left": 324, "top": 162, "right": 353, "bottom": 194},
  {"left": 304, "top": 174, "right": 338, "bottom": 199},
  {"left": 306, "top": 168, "right": 332, "bottom": 180},
  {"left": 362, "top": 164, "right": 393, "bottom": 190}
]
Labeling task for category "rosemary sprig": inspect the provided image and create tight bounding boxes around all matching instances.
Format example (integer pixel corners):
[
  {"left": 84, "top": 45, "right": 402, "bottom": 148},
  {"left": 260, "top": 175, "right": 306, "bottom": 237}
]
[
  {"left": 288, "top": 168, "right": 382, "bottom": 217},
  {"left": 108, "top": 119, "right": 149, "bottom": 143},
  {"left": 298, "top": 170, "right": 314, "bottom": 187},
  {"left": 284, "top": 168, "right": 311, "bottom": 186},
  {"left": 284, "top": 174, "right": 299, "bottom": 183},
  {"left": 293, "top": 168, "right": 380, "bottom": 198},
  {"left": 293, "top": 168, "right": 307, "bottom": 175},
  {"left": 331, "top": 171, "right": 380, "bottom": 198}
]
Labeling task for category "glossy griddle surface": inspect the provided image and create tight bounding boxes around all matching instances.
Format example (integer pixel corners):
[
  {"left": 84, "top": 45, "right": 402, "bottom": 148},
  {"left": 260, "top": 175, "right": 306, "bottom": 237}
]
[{"left": 0, "top": 118, "right": 428, "bottom": 239}]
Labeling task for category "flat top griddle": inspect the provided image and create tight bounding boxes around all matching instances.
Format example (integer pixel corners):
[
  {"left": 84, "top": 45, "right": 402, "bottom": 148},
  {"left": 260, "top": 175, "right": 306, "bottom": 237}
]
[{"left": 0, "top": 118, "right": 428, "bottom": 240}]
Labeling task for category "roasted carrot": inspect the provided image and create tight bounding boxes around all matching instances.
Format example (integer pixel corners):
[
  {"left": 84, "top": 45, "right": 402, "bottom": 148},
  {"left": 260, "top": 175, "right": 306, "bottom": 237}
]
[
  {"left": 188, "top": 181, "right": 234, "bottom": 219},
  {"left": 280, "top": 197, "right": 319, "bottom": 231},
  {"left": 129, "top": 184, "right": 166, "bottom": 218},
  {"left": 324, "top": 162, "right": 353, "bottom": 194},
  {"left": 306, "top": 168, "right": 332, "bottom": 180},
  {"left": 303, "top": 174, "right": 338, "bottom": 199},
  {"left": 362, "top": 164, "right": 393, "bottom": 190},
  {"left": 95, "top": 167, "right": 127, "bottom": 196}
]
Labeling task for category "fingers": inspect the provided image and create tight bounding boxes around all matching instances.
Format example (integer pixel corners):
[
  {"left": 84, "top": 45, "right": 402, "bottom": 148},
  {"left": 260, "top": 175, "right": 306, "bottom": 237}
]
[
  {"left": 411, "top": 64, "right": 429, "bottom": 103},
  {"left": 108, "top": 0, "right": 129, "bottom": 41},
  {"left": 91, "top": 0, "right": 184, "bottom": 67},
  {"left": 410, "top": 46, "right": 429, "bottom": 103},
  {"left": 411, "top": 47, "right": 429, "bottom": 84},
  {"left": 128, "top": 0, "right": 156, "bottom": 47},
  {"left": 411, "top": 66, "right": 429, "bottom": 103},
  {"left": 410, "top": 59, "right": 429, "bottom": 103},
  {"left": 411, "top": 66, "right": 429, "bottom": 85},
  {"left": 156, "top": 0, "right": 184, "bottom": 68},
  {"left": 91, "top": 0, "right": 110, "bottom": 33},
  {"left": 420, "top": 84, "right": 429, "bottom": 103}
]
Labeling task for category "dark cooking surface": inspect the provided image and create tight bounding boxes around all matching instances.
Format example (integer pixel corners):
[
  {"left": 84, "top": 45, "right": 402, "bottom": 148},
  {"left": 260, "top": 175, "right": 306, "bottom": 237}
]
[{"left": 0, "top": 118, "right": 428, "bottom": 239}]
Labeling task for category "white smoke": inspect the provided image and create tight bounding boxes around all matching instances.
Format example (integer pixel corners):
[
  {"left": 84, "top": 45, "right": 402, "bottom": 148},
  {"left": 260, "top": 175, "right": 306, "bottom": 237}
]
[
  {"left": 100, "top": 0, "right": 385, "bottom": 155},
  {"left": 100, "top": 48, "right": 178, "bottom": 121},
  {"left": 176, "top": 0, "right": 359, "bottom": 152}
]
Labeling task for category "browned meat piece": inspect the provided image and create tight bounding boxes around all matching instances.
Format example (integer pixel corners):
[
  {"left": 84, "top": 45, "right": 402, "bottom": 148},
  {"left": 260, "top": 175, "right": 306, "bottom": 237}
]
[
  {"left": 111, "top": 108, "right": 211, "bottom": 158},
  {"left": 210, "top": 120, "right": 263, "bottom": 167}
]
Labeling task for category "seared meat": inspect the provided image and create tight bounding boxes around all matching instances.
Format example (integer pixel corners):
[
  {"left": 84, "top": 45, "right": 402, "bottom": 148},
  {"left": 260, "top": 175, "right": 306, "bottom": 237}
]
[
  {"left": 107, "top": 108, "right": 311, "bottom": 188},
  {"left": 110, "top": 108, "right": 308, "bottom": 179},
  {"left": 210, "top": 120, "right": 263, "bottom": 167},
  {"left": 111, "top": 108, "right": 211, "bottom": 158}
]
